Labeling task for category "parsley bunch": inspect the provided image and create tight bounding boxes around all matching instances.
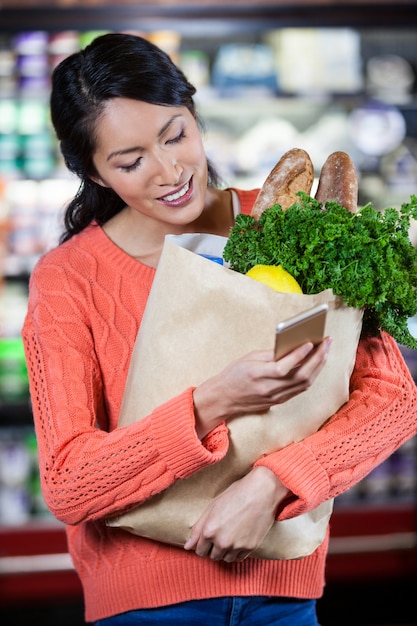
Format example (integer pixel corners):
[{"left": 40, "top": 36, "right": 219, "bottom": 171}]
[{"left": 223, "top": 193, "right": 417, "bottom": 349}]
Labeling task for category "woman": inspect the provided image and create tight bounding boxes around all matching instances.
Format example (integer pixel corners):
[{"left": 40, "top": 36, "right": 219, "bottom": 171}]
[{"left": 22, "top": 33, "right": 417, "bottom": 625}]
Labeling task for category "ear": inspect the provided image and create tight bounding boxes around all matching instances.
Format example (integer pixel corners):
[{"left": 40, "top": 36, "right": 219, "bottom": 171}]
[{"left": 90, "top": 175, "right": 110, "bottom": 188}]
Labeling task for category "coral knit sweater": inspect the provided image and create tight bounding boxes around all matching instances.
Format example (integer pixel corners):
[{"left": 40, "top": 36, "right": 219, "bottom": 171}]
[{"left": 22, "top": 188, "right": 417, "bottom": 623}]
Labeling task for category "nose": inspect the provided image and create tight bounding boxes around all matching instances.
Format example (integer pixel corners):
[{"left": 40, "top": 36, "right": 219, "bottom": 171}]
[{"left": 154, "top": 153, "right": 183, "bottom": 186}]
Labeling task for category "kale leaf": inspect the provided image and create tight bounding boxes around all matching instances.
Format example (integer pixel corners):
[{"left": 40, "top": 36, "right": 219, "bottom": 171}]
[{"left": 223, "top": 193, "right": 417, "bottom": 349}]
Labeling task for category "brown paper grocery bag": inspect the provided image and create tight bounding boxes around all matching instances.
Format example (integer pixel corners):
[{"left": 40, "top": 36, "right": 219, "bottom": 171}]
[{"left": 107, "top": 234, "right": 363, "bottom": 559}]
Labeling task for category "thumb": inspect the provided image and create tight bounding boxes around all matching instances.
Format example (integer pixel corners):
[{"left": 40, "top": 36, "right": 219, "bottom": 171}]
[{"left": 184, "top": 528, "right": 198, "bottom": 551}]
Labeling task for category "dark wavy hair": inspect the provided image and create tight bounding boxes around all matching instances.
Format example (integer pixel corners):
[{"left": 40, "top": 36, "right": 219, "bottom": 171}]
[{"left": 50, "top": 33, "right": 221, "bottom": 243}]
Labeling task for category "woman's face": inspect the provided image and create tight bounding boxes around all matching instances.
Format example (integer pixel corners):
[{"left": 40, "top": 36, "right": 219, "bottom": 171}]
[{"left": 91, "top": 98, "right": 208, "bottom": 227}]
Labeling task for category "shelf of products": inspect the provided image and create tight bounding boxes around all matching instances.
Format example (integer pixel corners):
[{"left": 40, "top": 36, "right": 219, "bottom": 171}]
[
  {"left": 0, "top": 5, "right": 416, "bottom": 608},
  {"left": 1, "top": 1, "right": 416, "bottom": 33},
  {"left": 0, "top": 26, "right": 416, "bottom": 272}
]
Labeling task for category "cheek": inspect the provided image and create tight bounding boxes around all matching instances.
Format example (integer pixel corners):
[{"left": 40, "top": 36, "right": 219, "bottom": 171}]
[
  {"left": 92, "top": 173, "right": 136, "bottom": 206},
  {"left": 185, "top": 142, "right": 208, "bottom": 185},
  {"left": 112, "top": 177, "right": 143, "bottom": 202},
  {"left": 182, "top": 130, "right": 206, "bottom": 166}
]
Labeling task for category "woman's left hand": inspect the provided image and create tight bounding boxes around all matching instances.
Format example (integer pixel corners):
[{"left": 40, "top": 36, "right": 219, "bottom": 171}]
[{"left": 183, "top": 466, "right": 289, "bottom": 563}]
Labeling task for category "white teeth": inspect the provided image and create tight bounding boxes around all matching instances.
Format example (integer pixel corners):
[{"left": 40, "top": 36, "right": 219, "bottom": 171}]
[{"left": 163, "top": 181, "right": 189, "bottom": 202}]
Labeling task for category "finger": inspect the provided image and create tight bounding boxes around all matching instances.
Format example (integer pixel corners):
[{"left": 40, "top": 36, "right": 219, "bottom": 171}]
[
  {"left": 194, "top": 538, "right": 215, "bottom": 558},
  {"left": 184, "top": 524, "right": 211, "bottom": 555},
  {"left": 203, "top": 541, "right": 245, "bottom": 562},
  {"left": 267, "top": 350, "right": 331, "bottom": 403},
  {"left": 184, "top": 527, "right": 200, "bottom": 551},
  {"left": 246, "top": 349, "right": 275, "bottom": 363},
  {"left": 277, "top": 337, "right": 331, "bottom": 376},
  {"left": 245, "top": 343, "right": 319, "bottom": 385},
  {"left": 183, "top": 536, "right": 196, "bottom": 551},
  {"left": 273, "top": 341, "right": 315, "bottom": 372},
  {"left": 222, "top": 549, "right": 252, "bottom": 563},
  {"left": 281, "top": 340, "right": 318, "bottom": 363},
  {"left": 208, "top": 545, "right": 227, "bottom": 561},
  {"left": 295, "top": 337, "right": 332, "bottom": 374}
]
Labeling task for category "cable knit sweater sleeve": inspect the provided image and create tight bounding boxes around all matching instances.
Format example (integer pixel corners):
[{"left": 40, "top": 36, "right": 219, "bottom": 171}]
[
  {"left": 254, "top": 331, "right": 417, "bottom": 518},
  {"left": 22, "top": 226, "right": 229, "bottom": 526}
]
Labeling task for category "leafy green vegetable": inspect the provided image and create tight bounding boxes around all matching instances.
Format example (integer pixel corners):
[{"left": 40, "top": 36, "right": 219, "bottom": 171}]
[{"left": 223, "top": 192, "right": 417, "bottom": 349}]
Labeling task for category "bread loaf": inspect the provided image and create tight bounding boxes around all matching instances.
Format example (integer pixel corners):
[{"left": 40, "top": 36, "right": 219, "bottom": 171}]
[
  {"left": 315, "top": 151, "right": 358, "bottom": 213},
  {"left": 250, "top": 148, "right": 314, "bottom": 219}
]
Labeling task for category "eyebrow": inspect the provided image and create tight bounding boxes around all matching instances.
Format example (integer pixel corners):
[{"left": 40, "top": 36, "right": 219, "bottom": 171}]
[{"left": 106, "top": 113, "right": 183, "bottom": 162}]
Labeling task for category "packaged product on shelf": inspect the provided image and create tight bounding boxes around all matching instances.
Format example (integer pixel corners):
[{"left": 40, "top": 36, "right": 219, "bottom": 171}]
[
  {"left": 0, "top": 428, "right": 49, "bottom": 525},
  {"left": 0, "top": 336, "right": 29, "bottom": 405},
  {"left": 0, "top": 428, "right": 32, "bottom": 525}
]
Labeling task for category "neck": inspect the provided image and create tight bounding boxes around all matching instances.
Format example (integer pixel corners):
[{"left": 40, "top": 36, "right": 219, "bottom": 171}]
[{"left": 103, "top": 188, "right": 234, "bottom": 268}]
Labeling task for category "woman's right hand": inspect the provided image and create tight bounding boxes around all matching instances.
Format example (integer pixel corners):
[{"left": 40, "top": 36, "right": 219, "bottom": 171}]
[{"left": 193, "top": 337, "right": 332, "bottom": 439}]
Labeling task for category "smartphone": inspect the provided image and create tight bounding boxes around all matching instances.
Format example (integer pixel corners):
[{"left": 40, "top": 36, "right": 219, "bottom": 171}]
[{"left": 274, "top": 303, "right": 328, "bottom": 360}]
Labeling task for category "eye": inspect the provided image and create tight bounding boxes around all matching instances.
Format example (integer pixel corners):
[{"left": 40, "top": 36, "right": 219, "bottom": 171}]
[
  {"left": 167, "top": 129, "right": 186, "bottom": 145},
  {"left": 121, "top": 157, "right": 142, "bottom": 173}
]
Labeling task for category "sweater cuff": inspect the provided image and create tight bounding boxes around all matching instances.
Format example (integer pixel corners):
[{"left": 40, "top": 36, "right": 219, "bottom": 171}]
[
  {"left": 254, "top": 441, "right": 330, "bottom": 519},
  {"left": 150, "top": 388, "right": 229, "bottom": 480}
]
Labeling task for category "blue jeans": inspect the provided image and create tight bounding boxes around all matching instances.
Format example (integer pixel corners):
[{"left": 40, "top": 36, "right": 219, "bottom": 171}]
[{"left": 94, "top": 597, "right": 319, "bottom": 625}]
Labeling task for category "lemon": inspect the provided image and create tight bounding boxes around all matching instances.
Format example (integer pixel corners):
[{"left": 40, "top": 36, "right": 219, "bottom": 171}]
[{"left": 246, "top": 264, "right": 303, "bottom": 294}]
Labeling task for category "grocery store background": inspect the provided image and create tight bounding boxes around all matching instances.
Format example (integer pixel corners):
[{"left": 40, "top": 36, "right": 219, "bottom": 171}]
[{"left": 0, "top": 2, "right": 416, "bottom": 625}]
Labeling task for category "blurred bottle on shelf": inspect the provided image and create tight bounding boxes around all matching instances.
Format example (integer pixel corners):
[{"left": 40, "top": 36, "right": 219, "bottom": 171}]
[
  {"left": 0, "top": 336, "right": 29, "bottom": 406},
  {"left": 0, "top": 427, "right": 49, "bottom": 525}
]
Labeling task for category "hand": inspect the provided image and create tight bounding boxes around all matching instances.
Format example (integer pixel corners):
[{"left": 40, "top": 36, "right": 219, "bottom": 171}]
[
  {"left": 193, "top": 337, "right": 332, "bottom": 439},
  {"left": 184, "top": 466, "right": 288, "bottom": 562}
]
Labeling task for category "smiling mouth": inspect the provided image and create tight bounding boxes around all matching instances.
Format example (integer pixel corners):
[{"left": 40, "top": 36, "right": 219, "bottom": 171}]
[{"left": 161, "top": 180, "right": 190, "bottom": 202}]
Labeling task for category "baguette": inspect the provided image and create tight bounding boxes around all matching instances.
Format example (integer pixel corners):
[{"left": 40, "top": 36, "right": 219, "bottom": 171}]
[
  {"left": 315, "top": 151, "right": 358, "bottom": 213},
  {"left": 250, "top": 148, "right": 314, "bottom": 219}
]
